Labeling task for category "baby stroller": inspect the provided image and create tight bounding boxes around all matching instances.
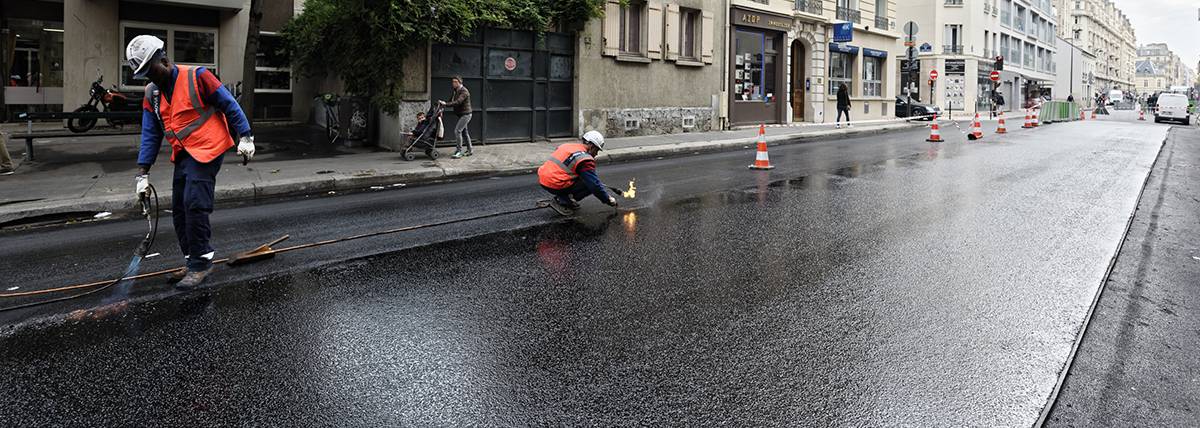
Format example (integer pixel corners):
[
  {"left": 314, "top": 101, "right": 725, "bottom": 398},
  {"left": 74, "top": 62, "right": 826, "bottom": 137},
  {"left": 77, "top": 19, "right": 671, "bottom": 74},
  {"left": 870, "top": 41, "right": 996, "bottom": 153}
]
[{"left": 402, "top": 102, "right": 445, "bottom": 161}]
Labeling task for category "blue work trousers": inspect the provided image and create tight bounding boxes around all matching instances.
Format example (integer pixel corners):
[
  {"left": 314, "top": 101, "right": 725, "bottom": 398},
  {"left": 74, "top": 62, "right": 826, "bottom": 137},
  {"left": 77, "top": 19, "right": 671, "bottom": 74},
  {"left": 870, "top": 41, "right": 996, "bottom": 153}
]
[
  {"left": 542, "top": 181, "right": 594, "bottom": 204},
  {"left": 172, "top": 150, "right": 223, "bottom": 271}
]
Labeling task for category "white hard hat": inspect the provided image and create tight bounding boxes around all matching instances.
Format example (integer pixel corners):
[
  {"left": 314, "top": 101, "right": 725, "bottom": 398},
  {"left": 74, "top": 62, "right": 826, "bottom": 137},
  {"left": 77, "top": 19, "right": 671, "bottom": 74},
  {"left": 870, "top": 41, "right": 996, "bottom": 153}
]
[
  {"left": 126, "top": 35, "right": 165, "bottom": 79},
  {"left": 581, "top": 130, "right": 605, "bottom": 150}
]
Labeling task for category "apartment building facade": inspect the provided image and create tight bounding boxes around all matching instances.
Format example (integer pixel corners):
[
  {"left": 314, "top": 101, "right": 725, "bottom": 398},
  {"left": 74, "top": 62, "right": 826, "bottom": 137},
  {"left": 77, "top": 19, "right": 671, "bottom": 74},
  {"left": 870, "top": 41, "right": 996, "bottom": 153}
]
[
  {"left": 1135, "top": 43, "right": 1191, "bottom": 92},
  {"left": 897, "top": 0, "right": 1058, "bottom": 115},
  {"left": 727, "top": 0, "right": 901, "bottom": 126},
  {"left": 1053, "top": 0, "right": 1135, "bottom": 93},
  {"left": 1054, "top": 36, "right": 1094, "bottom": 106}
]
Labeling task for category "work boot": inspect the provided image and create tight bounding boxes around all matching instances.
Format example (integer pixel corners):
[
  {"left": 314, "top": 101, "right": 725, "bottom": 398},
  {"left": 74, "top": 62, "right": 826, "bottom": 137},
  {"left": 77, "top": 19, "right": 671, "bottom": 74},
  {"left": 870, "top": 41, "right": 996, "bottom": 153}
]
[
  {"left": 464, "top": 151, "right": 473, "bottom": 157},
  {"left": 452, "top": 151, "right": 464, "bottom": 159},
  {"left": 166, "top": 267, "right": 187, "bottom": 283},
  {"left": 0, "top": 168, "right": 13, "bottom": 176},
  {"left": 176, "top": 266, "right": 214, "bottom": 290}
]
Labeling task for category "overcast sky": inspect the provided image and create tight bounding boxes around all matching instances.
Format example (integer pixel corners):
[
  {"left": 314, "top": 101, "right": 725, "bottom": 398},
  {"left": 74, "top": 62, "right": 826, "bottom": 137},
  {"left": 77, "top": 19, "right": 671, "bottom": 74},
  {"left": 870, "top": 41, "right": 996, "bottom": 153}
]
[{"left": 1111, "top": 0, "right": 1199, "bottom": 70}]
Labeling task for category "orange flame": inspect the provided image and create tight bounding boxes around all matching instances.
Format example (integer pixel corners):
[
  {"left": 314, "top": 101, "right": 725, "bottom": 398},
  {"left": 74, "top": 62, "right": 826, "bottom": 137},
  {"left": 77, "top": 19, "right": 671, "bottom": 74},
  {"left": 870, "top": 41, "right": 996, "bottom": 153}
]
[{"left": 622, "top": 179, "right": 637, "bottom": 199}]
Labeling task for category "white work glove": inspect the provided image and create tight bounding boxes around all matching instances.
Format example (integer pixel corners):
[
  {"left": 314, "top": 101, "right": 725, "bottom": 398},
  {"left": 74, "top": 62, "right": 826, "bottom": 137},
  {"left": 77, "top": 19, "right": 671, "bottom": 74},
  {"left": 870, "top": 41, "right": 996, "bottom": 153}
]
[
  {"left": 606, "top": 196, "right": 618, "bottom": 207},
  {"left": 237, "top": 135, "right": 256, "bottom": 161},
  {"left": 135, "top": 174, "right": 150, "bottom": 198}
]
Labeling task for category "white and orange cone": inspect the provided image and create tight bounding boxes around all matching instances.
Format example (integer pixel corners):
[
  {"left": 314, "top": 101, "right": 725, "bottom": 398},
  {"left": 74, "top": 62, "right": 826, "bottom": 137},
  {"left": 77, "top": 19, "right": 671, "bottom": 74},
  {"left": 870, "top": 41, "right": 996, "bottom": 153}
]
[
  {"left": 967, "top": 113, "right": 984, "bottom": 140},
  {"left": 748, "top": 124, "right": 774, "bottom": 170},
  {"left": 927, "top": 114, "right": 944, "bottom": 142},
  {"left": 1032, "top": 108, "right": 1040, "bottom": 127},
  {"left": 1090, "top": 108, "right": 1097, "bottom": 120},
  {"left": 1081, "top": 109, "right": 1086, "bottom": 121},
  {"left": 1022, "top": 109, "right": 1034, "bottom": 129},
  {"left": 1138, "top": 109, "right": 1146, "bottom": 121},
  {"left": 996, "top": 115, "right": 1008, "bottom": 134}
]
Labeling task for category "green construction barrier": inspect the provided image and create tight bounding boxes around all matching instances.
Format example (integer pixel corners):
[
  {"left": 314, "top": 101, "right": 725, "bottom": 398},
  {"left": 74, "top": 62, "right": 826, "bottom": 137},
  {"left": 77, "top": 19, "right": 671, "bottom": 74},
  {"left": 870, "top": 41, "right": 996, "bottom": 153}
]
[{"left": 1037, "top": 101, "right": 1080, "bottom": 123}]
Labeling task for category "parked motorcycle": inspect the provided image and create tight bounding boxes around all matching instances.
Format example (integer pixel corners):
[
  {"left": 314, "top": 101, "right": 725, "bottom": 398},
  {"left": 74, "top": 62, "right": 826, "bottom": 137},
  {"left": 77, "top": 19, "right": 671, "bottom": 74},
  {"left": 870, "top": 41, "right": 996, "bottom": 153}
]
[{"left": 68, "top": 74, "right": 140, "bottom": 133}]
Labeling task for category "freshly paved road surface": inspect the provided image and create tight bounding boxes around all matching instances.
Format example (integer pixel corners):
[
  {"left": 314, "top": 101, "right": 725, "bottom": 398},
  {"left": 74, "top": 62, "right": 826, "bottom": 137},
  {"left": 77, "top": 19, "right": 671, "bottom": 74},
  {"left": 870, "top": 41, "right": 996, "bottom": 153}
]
[
  {"left": 1045, "top": 125, "right": 1200, "bottom": 426},
  {"left": 0, "top": 115, "right": 1169, "bottom": 425}
]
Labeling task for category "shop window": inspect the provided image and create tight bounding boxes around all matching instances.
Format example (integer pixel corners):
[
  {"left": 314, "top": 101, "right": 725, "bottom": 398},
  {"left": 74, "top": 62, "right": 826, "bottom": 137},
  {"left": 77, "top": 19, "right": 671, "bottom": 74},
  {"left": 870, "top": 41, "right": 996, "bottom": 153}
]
[
  {"left": 619, "top": 1, "right": 645, "bottom": 55},
  {"left": 863, "top": 57, "right": 882, "bottom": 97},
  {"left": 734, "top": 30, "right": 777, "bottom": 102},
  {"left": 828, "top": 51, "right": 853, "bottom": 96},
  {"left": 255, "top": 32, "right": 291, "bottom": 93},
  {"left": 5, "top": 19, "right": 65, "bottom": 88},
  {"left": 680, "top": 8, "right": 701, "bottom": 61},
  {"left": 120, "top": 22, "right": 218, "bottom": 90}
]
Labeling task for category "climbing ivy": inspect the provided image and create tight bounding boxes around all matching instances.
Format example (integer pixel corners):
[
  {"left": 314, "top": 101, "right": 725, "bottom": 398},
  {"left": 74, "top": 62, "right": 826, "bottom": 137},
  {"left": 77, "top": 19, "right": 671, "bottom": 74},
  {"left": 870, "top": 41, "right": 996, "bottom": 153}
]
[{"left": 282, "top": 0, "right": 607, "bottom": 114}]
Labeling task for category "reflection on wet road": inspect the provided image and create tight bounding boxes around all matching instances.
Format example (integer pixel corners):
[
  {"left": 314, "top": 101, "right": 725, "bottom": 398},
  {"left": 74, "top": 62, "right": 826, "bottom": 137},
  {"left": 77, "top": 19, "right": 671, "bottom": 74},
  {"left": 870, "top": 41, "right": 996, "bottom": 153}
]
[{"left": 0, "top": 121, "right": 1167, "bottom": 425}]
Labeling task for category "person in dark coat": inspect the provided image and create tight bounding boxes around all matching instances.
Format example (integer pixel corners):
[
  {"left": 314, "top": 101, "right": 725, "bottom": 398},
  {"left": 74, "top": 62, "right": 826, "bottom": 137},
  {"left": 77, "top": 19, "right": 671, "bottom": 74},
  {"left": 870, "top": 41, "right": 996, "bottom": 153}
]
[{"left": 836, "top": 83, "right": 851, "bottom": 128}]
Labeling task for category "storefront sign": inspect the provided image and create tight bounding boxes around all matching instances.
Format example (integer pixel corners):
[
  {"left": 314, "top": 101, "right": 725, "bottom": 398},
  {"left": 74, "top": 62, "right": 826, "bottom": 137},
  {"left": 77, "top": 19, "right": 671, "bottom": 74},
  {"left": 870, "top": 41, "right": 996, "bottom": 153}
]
[
  {"left": 828, "top": 43, "right": 859, "bottom": 55},
  {"left": 504, "top": 57, "right": 517, "bottom": 71},
  {"left": 833, "top": 22, "right": 853, "bottom": 43},
  {"left": 863, "top": 48, "right": 888, "bottom": 58},
  {"left": 945, "top": 59, "right": 966, "bottom": 75},
  {"left": 732, "top": 8, "right": 792, "bottom": 32}
]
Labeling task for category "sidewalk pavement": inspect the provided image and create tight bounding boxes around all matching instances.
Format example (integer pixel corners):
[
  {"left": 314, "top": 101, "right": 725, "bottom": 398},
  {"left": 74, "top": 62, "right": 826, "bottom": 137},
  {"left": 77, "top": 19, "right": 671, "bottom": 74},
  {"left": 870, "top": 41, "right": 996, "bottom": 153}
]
[{"left": 0, "top": 119, "right": 923, "bottom": 225}]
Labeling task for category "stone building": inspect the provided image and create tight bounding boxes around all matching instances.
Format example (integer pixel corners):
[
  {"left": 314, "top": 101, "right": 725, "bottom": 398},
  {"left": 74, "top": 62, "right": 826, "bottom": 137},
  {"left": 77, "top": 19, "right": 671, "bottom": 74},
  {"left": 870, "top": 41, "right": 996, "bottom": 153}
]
[
  {"left": 1053, "top": 0, "right": 1136, "bottom": 93},
  {"left": 897, "top": 0, "right": 1059, "bottom": 114},
  {"left": 1054, "top": 36, "right": 1095, "bottom": 106},
  {"left": 1136, "top": 43, "right": 1191, "bottom": 93},
  {"left": 726, "top": 0, "right": 902, "bottom": 126},
  {"left": 1, "top": 0, "right": 304, "bottom": 121}
]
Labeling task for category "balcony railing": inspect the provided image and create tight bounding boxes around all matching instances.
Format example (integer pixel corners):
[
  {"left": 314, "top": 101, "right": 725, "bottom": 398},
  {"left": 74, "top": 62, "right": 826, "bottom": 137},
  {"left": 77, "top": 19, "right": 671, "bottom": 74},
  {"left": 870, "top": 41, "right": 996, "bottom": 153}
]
[
  {"left": 795, "top": 0, "right": 823, "bottom": 15},
  {"left": 836, "top": 6, "right": 861, "bottom": 23},
  {"left": 945, "top": 0, "right": 964, "bottom": 5},
  {"left": 874, "top": 16, "right": 890, "bottom": 29},
  {"left": 943, "top": 45, "right": 964, "bottom": 54},
  {"left": 983, "top": 2, "right": 991, "bottom": 14}
]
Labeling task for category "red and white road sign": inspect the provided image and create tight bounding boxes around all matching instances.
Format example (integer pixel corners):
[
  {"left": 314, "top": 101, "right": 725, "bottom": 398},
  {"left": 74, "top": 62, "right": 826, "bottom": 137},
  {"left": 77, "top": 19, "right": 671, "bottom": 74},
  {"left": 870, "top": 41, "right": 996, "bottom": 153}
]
[
  {"left": 990, "top": 70, "right": 1001, "bottom": 81},
  {"left": 930, "top": 70, "right": 939, "bottom": 80}
]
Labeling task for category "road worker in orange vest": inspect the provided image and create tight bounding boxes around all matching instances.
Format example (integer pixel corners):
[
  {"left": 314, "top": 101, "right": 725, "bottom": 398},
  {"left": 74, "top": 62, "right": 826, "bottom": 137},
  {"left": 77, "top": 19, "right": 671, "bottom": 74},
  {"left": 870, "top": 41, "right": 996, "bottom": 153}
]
[
  {"left": 538, "top": 131, "right": 617, "bottom": 215},
  {"left": 127, "top": 35, "right": 255, "bottom": 290}
]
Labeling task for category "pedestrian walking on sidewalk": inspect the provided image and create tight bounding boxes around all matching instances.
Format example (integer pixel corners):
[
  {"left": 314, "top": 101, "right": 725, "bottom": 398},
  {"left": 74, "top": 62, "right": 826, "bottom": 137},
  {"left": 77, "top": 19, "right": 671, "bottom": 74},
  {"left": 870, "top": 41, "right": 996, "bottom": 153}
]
[
  {"left": 0, "top": 133, "right": 15, "bottom": 175},
  {"left": 836, "top": 84, "right": 851, "bottom": 129},
  {"left": 439, "top": 76, "right": 473, "bottom": 159},
  {"left": 126, "top": 34, "right": 255, "bottom": 290}
]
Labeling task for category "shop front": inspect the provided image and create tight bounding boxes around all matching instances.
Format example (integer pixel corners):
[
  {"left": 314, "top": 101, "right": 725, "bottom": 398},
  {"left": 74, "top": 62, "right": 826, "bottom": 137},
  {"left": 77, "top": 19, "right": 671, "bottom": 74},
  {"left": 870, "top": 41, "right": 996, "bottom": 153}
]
[{"left": 729, "top": 7, "right": 789, "bottom": 126}]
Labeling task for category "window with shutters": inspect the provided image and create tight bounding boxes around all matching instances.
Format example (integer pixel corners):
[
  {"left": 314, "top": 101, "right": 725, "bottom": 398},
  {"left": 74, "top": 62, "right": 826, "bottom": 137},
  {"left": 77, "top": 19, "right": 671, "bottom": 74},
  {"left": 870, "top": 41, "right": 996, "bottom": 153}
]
[
  {"left": 620, "top": 1, "right": 646, "bottom": 55},
  {"left": 680, "top": 8, "right": 701, "bottom": 61}
]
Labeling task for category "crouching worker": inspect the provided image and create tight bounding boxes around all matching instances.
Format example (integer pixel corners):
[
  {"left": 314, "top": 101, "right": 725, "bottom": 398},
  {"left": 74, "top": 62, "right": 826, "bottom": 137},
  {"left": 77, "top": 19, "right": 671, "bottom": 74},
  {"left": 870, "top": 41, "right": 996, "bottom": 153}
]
[
  {"left": 537, "top": 131, "right": 617, "bottom": 214},
  {"left": 126, "top": 34, "right": 254, "bottom": 290}
]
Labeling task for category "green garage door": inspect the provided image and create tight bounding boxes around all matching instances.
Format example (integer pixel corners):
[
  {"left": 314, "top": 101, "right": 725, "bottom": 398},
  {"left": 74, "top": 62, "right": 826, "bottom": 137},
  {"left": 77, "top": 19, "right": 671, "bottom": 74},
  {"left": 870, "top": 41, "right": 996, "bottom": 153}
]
[{"left": 431, "top": 28, "right": 575, "bottom": 143}]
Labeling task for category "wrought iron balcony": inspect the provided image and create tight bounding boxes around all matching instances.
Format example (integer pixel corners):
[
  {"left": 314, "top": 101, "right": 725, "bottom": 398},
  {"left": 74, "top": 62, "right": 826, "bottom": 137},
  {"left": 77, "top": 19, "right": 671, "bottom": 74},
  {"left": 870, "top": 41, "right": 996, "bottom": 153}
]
[
  {"left": 945, "top": 0, "right": 964, "bottom": 5},
  {"left": 874, "top": 16, "right": 890, "bottom": 29},
  {"left": 943, "top": 45, "right": 964, "bottom": 54},
  {"left": 795, "top": 0, "right": 823, "bottom": 15},
  {"left": 836, "top": 6, "right": 861, "bottom": 23}
]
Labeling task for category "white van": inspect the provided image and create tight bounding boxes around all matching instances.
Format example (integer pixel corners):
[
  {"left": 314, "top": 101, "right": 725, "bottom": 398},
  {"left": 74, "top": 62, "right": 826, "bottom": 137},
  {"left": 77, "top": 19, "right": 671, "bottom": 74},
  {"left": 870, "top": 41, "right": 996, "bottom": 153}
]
[
  {"left": 1154, "top": 93, "right": 1191, "bottom": 124},
  {"left": 1107, "top": 90, "right": 1124, "bottom": 105}
]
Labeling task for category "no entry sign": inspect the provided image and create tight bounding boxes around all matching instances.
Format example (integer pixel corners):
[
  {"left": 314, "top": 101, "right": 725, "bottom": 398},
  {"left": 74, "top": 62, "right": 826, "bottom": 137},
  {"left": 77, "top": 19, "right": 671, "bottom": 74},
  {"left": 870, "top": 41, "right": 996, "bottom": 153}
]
[
  {"left": 930, "top": 70, "right": 939, "bottom": 80},
  {"left": 990, "top": 70, "right": 1001, "bottom": 81}
]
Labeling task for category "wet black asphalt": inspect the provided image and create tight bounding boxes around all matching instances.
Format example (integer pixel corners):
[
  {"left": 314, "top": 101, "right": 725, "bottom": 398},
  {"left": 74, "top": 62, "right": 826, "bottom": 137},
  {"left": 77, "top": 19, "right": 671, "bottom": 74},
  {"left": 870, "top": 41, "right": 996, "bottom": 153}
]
[
  {"left": 0, "top": 116, "right": 1173, "bottom": 425},
  {"left": 1045, "top": 126, "right": 1200, "bottom": 427}
]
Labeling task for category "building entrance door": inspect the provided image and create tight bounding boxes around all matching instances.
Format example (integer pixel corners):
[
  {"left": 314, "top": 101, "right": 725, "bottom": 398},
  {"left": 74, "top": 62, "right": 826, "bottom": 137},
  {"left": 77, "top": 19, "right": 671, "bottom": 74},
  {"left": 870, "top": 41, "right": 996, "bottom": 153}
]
[{"left": 791, "top": 40, "right": 805, "bottom": 122}]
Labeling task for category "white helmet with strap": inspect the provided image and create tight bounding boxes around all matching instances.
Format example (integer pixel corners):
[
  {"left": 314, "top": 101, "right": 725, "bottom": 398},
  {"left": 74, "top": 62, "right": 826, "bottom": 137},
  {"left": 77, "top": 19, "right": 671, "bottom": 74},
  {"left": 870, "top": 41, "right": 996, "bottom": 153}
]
[{"left": 581, "top": 130, "right": 605, "bottom": 151}]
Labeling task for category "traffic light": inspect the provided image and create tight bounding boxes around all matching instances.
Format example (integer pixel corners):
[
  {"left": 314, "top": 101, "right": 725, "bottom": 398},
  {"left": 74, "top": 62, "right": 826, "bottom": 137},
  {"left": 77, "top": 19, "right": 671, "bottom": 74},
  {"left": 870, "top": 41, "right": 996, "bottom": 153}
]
[{"left": 994, "top": 56, "right": 1004, "bottom": 71}]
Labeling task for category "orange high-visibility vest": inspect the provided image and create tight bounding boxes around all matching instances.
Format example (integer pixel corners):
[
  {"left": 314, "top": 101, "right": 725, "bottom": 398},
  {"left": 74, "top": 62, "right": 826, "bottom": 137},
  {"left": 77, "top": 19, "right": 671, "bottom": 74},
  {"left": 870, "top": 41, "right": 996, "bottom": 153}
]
[
  {"left": 538, "top": 143, "right": 593, "bottom": 190},
  {"left": 144, "top": 65, "right": 234, "bottom": 163}
]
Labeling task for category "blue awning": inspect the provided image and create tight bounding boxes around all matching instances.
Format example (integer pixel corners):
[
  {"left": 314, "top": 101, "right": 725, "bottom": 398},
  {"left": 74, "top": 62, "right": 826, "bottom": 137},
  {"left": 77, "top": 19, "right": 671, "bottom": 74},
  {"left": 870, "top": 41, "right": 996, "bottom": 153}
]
[
  {"left": 829, "top": 43, "right": 859, "bottom": 54},
  {"left": 863, "top": 48, "right": 888, "bottom": 58}
]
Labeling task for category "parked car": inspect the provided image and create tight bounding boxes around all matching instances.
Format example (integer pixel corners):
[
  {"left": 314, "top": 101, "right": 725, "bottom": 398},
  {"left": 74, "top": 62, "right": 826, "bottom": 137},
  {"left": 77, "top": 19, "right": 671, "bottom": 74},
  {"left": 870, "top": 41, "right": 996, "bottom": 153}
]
[
  {"left": 1154, "top": 93, "right": 1190, "bottom": 124},
  {"left": 895, "top": 97, "right": 942, "bottom": 120}
]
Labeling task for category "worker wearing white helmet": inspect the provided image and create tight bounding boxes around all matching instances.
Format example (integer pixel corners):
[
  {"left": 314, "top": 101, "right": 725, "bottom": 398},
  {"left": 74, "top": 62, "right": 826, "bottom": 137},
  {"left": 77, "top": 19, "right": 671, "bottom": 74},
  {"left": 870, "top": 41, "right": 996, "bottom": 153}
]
[
  {"left": 127, "top": 34, "right": 255, "bottom": 289},
  {"left": 537, "top": 130, "right": 617, "bottom": 214}
]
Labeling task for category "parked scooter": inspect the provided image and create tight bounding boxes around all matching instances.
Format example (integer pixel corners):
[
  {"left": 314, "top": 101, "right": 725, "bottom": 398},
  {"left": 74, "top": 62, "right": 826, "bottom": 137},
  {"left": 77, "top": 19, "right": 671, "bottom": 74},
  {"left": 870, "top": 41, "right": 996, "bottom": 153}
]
[{"left": 68, "top": 72, "right": 140, "bottom": 133}]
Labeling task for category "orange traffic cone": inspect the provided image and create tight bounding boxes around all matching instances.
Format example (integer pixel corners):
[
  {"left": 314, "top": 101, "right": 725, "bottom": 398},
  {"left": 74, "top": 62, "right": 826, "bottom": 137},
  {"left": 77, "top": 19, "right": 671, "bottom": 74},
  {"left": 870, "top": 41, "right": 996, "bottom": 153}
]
[
  {"left": 1080, "top": 109, "right": 1086, "bottom": 121},
  {"left": 1138, "top": 109, "right": 1146, "bottom": 121},
  {"left": 967, "top": 113, "right": 984, "bottom": 140},
  {"left": 748, "top": 124, "right": 774, "bottom": 170},
  {"left": 996, "top": 115, "right": 1008, "bottom": 134},
  {"left": 926, "top": 114, "right": 944, "bottom": 142},
  {"left": 1090, "top": 109, "right": 1097, "bottom": 120},
  {"left": 1022, "top": 109, "right": 1034, "bottom": 129},
  {"left": 1032, "top": 108, "right": 1040, "bottom": 127}
]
